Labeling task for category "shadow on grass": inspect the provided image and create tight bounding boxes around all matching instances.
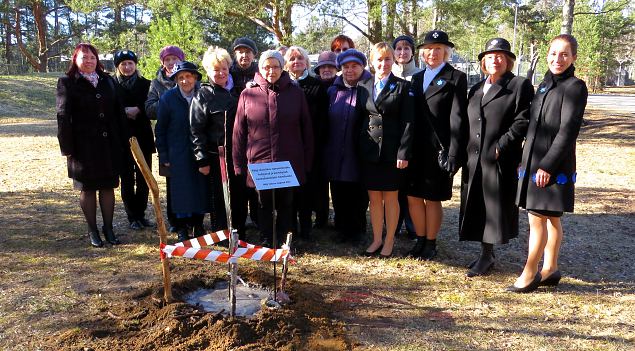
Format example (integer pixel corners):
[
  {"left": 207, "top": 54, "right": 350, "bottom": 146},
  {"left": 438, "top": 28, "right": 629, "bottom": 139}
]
[
  {"left": 579, "top": 110, "right": 635, "bottom": 145},
  {"left": 0, "top": 119, "right": 56, "bottom": 137}
]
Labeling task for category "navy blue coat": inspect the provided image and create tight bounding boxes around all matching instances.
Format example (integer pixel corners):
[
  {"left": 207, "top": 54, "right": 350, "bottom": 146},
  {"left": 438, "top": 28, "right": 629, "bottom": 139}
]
[{"left": 155, "top": 86, "right": 210, "bottom": 214}]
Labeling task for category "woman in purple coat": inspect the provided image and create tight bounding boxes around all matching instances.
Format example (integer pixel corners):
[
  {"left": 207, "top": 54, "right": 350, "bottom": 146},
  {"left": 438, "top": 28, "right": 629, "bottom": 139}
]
[
  {"left": 323, "top": 49, "right": 372, "bottom": 244},
  {"left": 232, "top": 50, "right": 314, "bottom": 247}
]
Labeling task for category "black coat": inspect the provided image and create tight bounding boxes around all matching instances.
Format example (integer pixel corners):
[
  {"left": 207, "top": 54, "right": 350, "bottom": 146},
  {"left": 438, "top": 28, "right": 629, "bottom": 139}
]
[
  {"left": 56, "top": 72, "right": 127, "bottom": 182},
  {"left": 459, "top": 72, "right": 534, "bottom": 244},
  {"left": 357, "top": 73, "right": 414, "bottom": 163},
  {"left": 190, "top": 82, "right": 241, "bottom": 170},
  {"left": 408, "top": 64, "right": 468, "bottom": 200},
  {"left": 297, "top": 74, "right": 328, "bottom": 171},
  {"left": 516, "top": 67, "right": 588, "bottom": 212},
  {"left": 113, "top": 73, "right": 155, "bottom": 154}
]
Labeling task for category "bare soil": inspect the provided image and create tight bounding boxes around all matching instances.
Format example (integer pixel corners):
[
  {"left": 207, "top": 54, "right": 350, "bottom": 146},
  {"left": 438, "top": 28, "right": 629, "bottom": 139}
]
[{"left": 0, "top": 75, "right": 633, "bottom": 351}]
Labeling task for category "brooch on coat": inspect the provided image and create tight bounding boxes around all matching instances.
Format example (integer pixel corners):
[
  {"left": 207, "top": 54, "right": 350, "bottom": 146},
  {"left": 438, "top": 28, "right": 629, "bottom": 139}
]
[
  {"left": 539, "top": 86, "right": 547, "bottom": 93},
  {"left": 388, "top": 82, "right": 397, "bottom": 92},
  {"left": 436, "top": 79, "right": 445, "bottom": 86}
]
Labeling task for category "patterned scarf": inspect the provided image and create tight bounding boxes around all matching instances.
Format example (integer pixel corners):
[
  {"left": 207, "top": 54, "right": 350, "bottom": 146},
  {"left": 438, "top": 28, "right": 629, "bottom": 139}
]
[{"left": 80, "top": 71, "right": 99, "bottom": 88}]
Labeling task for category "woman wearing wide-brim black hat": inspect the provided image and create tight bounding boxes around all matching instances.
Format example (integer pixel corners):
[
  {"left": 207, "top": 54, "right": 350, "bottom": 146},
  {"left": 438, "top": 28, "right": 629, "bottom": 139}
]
[
  {"left": 459, "top": 37, "right": 534, "bottom": 277},
  {"left": 405, "top": 30, "right": 467, "bottom": 261}
]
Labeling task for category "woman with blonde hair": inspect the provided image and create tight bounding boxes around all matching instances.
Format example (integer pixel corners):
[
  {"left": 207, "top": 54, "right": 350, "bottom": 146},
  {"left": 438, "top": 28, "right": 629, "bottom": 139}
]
[
  {"left": 357, "top": 42, "right": 413, "bottom": 258},
  {"left": 190, "top": 47, "right": 248, "bottom": 238}
]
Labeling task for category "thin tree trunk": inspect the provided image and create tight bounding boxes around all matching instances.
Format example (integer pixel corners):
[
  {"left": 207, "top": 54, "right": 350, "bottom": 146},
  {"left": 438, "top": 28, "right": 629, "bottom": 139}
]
[
  {"left": 561, "top": 0, "right": 575, "bottom": 34},
  {"left": 33, "top": 0, "right": 48, "bottom": 72},
  {"left": 386, "top": 0, "right": 396, "bottom": 42},
  {"left": 3, "top": 0, "right": 11, "bottom": 64}
]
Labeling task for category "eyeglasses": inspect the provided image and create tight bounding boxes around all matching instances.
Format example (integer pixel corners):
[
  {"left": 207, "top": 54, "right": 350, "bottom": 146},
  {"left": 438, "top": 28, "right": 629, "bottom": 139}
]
[
  {"left": 334, "top": 48, "right": 349, "bottom": 54},
  {"left": 262, "top": 65, "right": 281, "bottom": 71}
]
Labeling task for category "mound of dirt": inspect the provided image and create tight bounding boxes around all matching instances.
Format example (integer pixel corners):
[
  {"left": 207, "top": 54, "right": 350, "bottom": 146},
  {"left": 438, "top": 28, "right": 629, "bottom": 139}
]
[{"left": 48, "top": 267, "right": 350, "bottom": 351}]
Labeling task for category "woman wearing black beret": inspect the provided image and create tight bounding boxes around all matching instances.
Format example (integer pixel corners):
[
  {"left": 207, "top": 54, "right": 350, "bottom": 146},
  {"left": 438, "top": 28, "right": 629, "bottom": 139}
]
[
  {"left": 459, "top": 38, "right": 534, "bottom": 277},
  {"left": 510, "top": 34, "right": 588, "bottom": 292}
]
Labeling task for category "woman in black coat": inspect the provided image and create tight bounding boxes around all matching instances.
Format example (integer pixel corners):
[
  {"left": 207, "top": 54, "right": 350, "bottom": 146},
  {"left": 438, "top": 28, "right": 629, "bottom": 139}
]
[
  {"left": 284, "top": 46, "right": 330, "bottom": 238},
  {"left": 459, "top": 38, "right": 534, "bottom": 277},
  {"left": 406, "top": 30, "right": 467, "bottom": 261},
  {"left": 190, "top": 47, "right": 246, "bottom": 237},
  {"left": 56, "top": 43, "right": 127, "bottom": 247},
  {"left": 509, "top": 35, "right": 588, "bottom": 293},
  {"left": 113, "top": 50, "right": 154, "bottom": 231},
  {"left": 357, "top": 42, "right": 413, "bottom": 258}
]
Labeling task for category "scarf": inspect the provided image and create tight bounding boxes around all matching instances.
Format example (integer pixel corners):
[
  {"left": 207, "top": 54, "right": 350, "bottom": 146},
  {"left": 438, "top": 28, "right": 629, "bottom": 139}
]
[
  {"left": 80, "top": 71, "right": 99, "bottom": 88},
  {"left": 116, "top": 71, "right": 139, "bottom": 90}
]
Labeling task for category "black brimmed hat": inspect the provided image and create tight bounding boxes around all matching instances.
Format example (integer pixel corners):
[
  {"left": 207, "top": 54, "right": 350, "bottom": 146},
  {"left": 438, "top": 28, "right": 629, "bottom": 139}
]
[
  {"left": 169, "top": 61, "right": 202, "bottom": 81},
  {"left": 417, "top": 30, "right": 454, "bottom": 49},
  {"left": 477, "top": 37, "right": 516, "bottom": 61}
]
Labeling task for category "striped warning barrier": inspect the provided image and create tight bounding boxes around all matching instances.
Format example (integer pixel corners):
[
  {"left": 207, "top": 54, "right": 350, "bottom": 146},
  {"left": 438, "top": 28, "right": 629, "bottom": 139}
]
[
  {"left": 175, "top": 229, "right": 230, "bottom": 248},
  {"left": 161, "top": 242, "right": 291, "bottom": 263}
]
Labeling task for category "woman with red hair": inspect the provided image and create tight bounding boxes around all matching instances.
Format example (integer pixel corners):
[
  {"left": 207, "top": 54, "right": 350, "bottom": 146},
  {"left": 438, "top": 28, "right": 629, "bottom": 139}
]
[{"left": 56, "top": 43, "right": 127, "bottom": 247}]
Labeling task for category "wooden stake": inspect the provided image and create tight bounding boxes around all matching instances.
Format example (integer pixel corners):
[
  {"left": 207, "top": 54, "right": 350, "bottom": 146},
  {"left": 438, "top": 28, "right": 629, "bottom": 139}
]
[
  {"left": 229, "top": 230, "right": 238, "bottom": 318},
  {"left": 279, "top": 232, "right": 293, "bottom": 293},
  {"left": 129, "top": 137, "right": 173, "bottom": 303}
]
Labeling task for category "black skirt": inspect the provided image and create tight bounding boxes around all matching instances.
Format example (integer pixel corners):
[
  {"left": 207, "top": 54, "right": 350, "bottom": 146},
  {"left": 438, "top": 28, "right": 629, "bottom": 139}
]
[
  {"left": 361, "top": 161, "right": 402, "bottom": 191},
  {"left": 73, "top": 177, "right": 119, "bottom": 191},
  {"left": 406, "top": 157, "right": 453, "bottom": 201}
]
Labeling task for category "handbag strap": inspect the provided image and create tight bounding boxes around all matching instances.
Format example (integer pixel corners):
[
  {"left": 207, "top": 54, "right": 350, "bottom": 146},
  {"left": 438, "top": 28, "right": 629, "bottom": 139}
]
[{"left": 422, "top": 110, "right": 445, "bottom": 152}]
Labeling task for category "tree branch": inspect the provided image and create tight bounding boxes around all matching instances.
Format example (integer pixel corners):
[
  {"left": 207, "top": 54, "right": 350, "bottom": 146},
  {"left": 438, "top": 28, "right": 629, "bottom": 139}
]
[{"left": 324, "top": 13, "right": 370, "bottom": 39}]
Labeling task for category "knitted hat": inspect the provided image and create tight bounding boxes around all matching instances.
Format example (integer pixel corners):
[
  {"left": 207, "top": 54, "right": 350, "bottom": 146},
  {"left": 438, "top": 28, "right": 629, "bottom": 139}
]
[
  {"left": 392, "top": 35, "right": 415, "bottom": 51},
  {"left": 258, "top": 50, "right": 285, "bottom": 69},
  {"left": 313, "top": 51, "right": 338, "bottom": 74},
  {"left": 159, "top": 45, "right": 185, "bottom": 62},
  {"left": 232, "top": 37, "right": 258, "bottom": 56},
  {"left": 114, "top": 50, "right": 137, "bottom": 67},
  {"left": 336, "top": 49, "right": 367, "bottom": 69}
]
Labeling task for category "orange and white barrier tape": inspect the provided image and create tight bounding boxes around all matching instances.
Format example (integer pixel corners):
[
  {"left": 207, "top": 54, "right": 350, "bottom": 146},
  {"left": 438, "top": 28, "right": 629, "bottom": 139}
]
[
  {"left": 161, "top": 242, "right": 291, "bottom": 263},
  {"left": 175, "top": 229, "right": 230, "bottom": 248}
]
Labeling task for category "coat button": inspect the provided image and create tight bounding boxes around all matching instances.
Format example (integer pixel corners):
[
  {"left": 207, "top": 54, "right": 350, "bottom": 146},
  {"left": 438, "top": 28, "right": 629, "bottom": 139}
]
[
  {"left": 102, "top": 132, "right": 108, "bottom": 137},
  {"left": 96, "top": 93, "right": 101, "bottom": 99},
  {"left": 378, "top": 137, "right": 382, "bottom": 141},
  {"left": 378, "top": 125, "right": 382, "bottom": 129},
  {"left": 476, "top": 133, "right": 480, "bottom": 138},
  {"left": 477, "top": 117, "right": 481, "bottom": 121},
  {"left": 475, "top": 149, "right": 479, "bottom": 154},
  {"left": 99, "top": 113, "right": 105, "bottom": 118}
]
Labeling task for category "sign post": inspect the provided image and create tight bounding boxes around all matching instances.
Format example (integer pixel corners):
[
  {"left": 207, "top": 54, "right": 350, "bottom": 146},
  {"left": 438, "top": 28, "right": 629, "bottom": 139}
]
[{"left": 248, "top": 161, "right": 299, "bottom": 301}]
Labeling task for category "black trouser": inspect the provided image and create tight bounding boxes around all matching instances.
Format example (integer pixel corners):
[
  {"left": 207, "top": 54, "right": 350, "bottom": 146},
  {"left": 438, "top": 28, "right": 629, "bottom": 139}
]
[
  {"left": 257, "top": 187, "right": 294, "bottom": 246},
  {"left": 121, "top": 150, "right": 151, "bottom": 223},
  {"left": 296, "top": 173, "right": 330, "bottom": 237},
  {"left": 330, "top": 180, "right": 368, "bottom": 240},
  {"left": 205, "top": 155, "right": 248, "bottom": 236},
  {"left": 165, "top": 181, "right": 177, "bottom": 228}
]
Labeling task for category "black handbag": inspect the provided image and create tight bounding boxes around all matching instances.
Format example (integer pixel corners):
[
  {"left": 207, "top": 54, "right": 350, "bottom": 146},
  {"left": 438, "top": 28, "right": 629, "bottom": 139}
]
[{"left": 423, "top": 114, "right": 449, "bottom": 172}]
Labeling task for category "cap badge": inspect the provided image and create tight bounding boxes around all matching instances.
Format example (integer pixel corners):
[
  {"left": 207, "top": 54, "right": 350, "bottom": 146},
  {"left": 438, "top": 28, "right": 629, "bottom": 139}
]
[
  {"left": 432, "top": 32, "right": 439, "bottom": 39},
  {"left": 490, "top": 39, "right": 498, "bottom": 46}
]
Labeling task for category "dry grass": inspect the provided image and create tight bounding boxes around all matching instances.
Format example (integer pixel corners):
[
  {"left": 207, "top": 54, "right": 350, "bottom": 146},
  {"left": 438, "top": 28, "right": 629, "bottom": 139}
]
[{"left": 0, "top": 75, "right": 633, "bottom": 350}]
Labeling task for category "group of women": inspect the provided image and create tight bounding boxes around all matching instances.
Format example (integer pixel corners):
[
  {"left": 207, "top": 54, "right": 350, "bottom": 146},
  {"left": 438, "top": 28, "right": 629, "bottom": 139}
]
[{"left": 56, "top": 30, "right": 587, "bottom": 293}]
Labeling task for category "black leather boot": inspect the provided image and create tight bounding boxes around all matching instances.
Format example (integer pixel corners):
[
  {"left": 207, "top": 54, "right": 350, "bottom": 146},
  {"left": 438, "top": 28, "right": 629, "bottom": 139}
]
[
  {"left": 102, "top": 225, "right": 121, "bottom": 245},
  {"left": 467, "top": 243, "right": 495, "bottom": 277},
  {"left": 89, "top": 230, "right": 103, "bottom": 248},
  {"left": 407, "top": 236, "right": 426, "bottom": 258}
]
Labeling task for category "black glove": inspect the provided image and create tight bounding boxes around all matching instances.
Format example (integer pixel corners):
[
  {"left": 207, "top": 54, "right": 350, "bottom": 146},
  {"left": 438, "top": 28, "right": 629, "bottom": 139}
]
[{"left": 445, "top": 156, "right": 458, "bottom": 176}]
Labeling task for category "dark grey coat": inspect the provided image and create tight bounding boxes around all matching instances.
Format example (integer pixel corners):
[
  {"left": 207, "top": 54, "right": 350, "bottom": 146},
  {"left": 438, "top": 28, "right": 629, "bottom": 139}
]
[
  {"left": 56, "top": 72, "right": 127, "bottom": 183},
  {"left": 145, "top": 68, "right": 175, "bottom": 120},
  {"left": 516, "top": 67, "right": 588, "bottom": 212},
  {"left": 459, "top": 72, "right": 534, "bottom": 244}
]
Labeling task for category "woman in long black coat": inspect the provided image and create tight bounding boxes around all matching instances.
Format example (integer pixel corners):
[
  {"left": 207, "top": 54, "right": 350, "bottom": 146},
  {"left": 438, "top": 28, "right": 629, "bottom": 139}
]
[
  {"left": 509, "top": 35, "right": 588, "bottom": 293},
  {"left": 459, "top": 38, "right": 534, "bottom": 277},
  {"left": 113, "top": 50, "right": 154, "bottom": 231},
  {"left": 56, "top": 43, "right": 127, "bottom": 247},
  {"left": 406, "top": 30, "right": 467, "bottom": 261},
  {"left": 357, "top": 42, "right": 413, "bottom": 258}
]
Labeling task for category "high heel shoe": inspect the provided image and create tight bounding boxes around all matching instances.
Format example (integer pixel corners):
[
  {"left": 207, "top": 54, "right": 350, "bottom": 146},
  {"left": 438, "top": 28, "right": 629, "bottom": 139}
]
[
  {"left": 361, "top": 244, "right": 383, "bottom": 257},
  {"left": 507, "top": 273, "right": 541, "bottom": 293},
  {"left": 539, "top": 270, "right": 561, "bottom": 287}
]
